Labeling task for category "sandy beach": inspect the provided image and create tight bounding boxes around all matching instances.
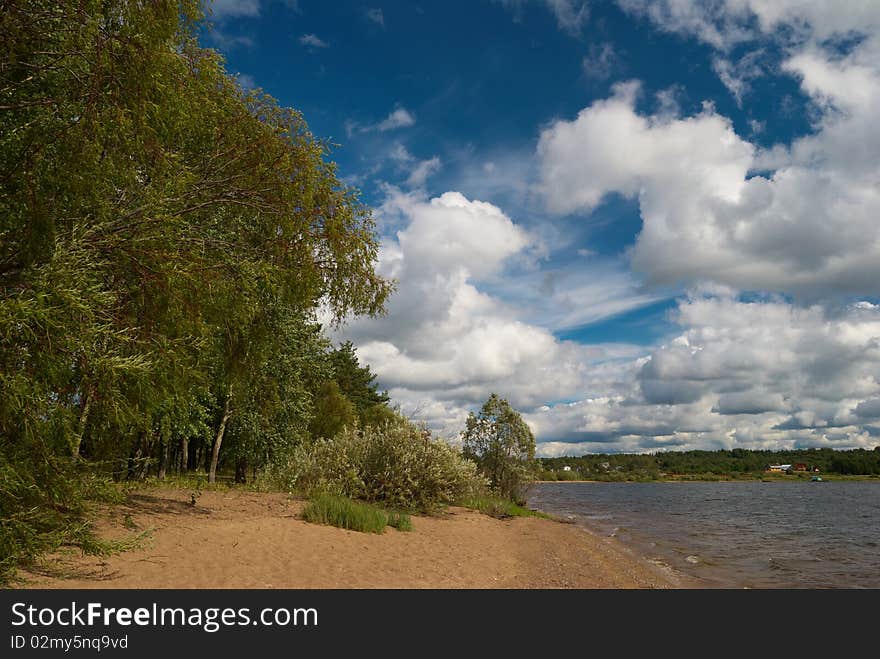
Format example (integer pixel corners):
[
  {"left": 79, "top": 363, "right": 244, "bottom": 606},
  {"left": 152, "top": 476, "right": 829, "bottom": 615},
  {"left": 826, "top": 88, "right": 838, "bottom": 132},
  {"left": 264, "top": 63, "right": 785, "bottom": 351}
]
[{"left": 15, "top": 488, "right": 682, "bottom": 589}]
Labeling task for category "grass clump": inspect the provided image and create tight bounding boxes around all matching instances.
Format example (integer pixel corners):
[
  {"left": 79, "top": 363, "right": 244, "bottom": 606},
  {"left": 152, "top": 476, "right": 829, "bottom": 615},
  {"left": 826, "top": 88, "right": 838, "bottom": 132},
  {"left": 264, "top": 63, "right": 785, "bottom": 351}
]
[
  {"left": 459, "top": 495, "right": 549, "bottom": 520},
  {"left": 302, "top": 493, "right": 411, "bottom": 534},
  {"left": 386, "top": 511, "right": 413, "bottom": 532}
]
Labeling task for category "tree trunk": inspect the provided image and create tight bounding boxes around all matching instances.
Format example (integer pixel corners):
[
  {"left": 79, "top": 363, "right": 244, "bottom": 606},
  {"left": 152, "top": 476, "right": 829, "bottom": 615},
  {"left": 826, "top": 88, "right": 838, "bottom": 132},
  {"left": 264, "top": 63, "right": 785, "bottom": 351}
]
[
  {"left": 127, "top": 432, "right": 149, "bottom": 481},
  {"left": 234, "top": 457, "right": 247, "bottom": 484},
  {"left": 180, "top": 437, "right": 189, "bottom": 473},
  {"left": 158, "top": 435, "right": 170, "bottom": 480},
  {"left": 208, "top": 387, "right": 232, "bottom": 484},
  {"left": 127, "top": 446, "right": 142, "bottom": 481},
  {"left": 71, "top": 384, "right": 94, "bottom": 459}
]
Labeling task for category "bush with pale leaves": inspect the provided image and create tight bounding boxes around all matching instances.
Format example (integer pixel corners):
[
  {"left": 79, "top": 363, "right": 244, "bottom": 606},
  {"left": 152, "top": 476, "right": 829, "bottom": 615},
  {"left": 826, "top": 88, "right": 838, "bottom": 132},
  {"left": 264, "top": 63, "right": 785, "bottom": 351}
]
[{"left": 268, "top": 421, "right": 486, "bottom": 510}]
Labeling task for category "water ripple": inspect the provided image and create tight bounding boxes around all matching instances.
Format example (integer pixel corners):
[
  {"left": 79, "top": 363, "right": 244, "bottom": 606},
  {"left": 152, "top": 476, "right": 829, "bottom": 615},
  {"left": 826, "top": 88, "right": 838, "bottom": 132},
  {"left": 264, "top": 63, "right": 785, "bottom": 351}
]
[{"left": 529, "top": 481, "right": 880, "bottom": 589}]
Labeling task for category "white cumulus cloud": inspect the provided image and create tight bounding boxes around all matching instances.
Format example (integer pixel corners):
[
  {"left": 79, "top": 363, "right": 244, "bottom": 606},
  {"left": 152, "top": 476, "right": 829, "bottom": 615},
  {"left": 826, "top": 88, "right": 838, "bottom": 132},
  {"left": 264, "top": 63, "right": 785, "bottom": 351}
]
[
  {"left": 537, "top": 39, "right": 880, "bottom": 298},
  {"left": 334, "top": 190, "right": 640, "bottom": 439},
  {"left": 526, "top": 294, "right": 880, "bottom": 455},
  {"left": 336, "top": 1, "right": 880, "bottom": 455}
]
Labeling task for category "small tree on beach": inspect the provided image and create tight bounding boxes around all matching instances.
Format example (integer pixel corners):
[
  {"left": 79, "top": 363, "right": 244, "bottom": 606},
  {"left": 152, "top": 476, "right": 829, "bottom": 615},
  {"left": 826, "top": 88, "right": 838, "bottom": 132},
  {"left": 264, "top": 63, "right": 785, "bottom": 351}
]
[{"left": 461, "top": 394, "right": 536, "bottom": 505}]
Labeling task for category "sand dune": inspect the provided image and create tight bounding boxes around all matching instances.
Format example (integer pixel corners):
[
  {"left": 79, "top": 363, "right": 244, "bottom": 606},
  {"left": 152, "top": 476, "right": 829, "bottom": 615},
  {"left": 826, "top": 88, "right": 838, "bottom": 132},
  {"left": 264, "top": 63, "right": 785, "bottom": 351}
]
[{"left": 17, "top": 488, "right": 682, "bottom": 589}]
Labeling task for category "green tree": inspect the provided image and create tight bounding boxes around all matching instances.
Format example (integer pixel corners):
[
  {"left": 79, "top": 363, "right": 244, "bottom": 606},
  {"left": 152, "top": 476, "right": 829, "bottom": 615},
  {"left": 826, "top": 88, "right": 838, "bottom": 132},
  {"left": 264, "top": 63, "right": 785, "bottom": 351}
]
[
  {"left": 309, "top": 380, "right": 357, "bottom": 440},
  {"left": 221, "top": 310, "right": 330, "bottom": 483},
  {"left": 461, "top": 394, "right": 536, "bottom": 505},
  {"left": 329, "top": 341, "right": 390, "bottom": 419},
  {"left": 0, "top": 0, "right": 392, "bottom": 578},
  {"left": 360, "top": 402, "right": 401, "bottom": 429}
]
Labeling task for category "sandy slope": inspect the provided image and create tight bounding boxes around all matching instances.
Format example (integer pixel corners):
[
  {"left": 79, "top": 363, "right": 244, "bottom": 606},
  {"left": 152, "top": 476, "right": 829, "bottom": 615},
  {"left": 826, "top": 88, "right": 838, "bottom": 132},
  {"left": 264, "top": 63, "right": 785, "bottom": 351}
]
[{"left": 17, "top": 488, "right": 683, "bottom": 589}]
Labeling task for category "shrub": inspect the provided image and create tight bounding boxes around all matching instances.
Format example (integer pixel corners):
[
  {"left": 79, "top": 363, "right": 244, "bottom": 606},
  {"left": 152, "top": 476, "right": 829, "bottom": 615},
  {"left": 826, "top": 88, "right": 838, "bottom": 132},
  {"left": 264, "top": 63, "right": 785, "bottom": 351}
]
[
  {"left": 0, "top": 447, "right": 137, "bottom": 585},
  {"left": 266, "top": 420, "right": 486, "bottom": 511}
]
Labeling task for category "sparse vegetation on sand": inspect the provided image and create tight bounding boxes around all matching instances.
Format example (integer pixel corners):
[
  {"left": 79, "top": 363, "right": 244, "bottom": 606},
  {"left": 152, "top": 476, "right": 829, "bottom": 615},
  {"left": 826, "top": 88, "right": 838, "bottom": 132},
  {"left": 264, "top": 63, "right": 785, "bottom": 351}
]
[
  {"left": 302, "top": 493, "right": 412, "bottom": 534},
  {"left": 459, "top": 495, "right": 549, "bottom": 519}
]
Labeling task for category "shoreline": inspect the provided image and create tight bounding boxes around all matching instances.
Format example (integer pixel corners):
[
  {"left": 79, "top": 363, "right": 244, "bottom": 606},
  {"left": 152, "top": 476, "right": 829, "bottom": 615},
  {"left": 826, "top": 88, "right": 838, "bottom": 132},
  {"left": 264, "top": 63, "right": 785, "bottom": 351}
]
[
  {"left": 12, "top": 487, "right": 682, "bottom": 590},
  {"left": 536, "top": 475, "right": 877, "bottom": 483}
]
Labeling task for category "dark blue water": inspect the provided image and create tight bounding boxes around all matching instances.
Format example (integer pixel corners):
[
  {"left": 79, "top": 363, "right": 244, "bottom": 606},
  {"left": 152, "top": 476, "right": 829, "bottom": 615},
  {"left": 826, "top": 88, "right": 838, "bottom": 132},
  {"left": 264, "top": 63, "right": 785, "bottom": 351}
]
[{"left": 528, "top": 481, "right": 880, "bottom": 589}]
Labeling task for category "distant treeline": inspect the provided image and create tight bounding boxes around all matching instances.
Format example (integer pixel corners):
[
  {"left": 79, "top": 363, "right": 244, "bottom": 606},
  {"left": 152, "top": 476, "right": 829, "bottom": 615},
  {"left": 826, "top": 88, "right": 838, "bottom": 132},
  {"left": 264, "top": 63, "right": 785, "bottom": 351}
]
[{"left": 539, "top": 447, "right": 880, "bottom": 480}]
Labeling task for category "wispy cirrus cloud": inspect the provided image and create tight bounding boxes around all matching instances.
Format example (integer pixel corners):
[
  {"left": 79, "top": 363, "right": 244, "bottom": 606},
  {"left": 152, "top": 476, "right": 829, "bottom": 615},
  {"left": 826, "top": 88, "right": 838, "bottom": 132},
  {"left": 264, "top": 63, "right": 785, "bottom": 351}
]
[
  {"left": 299, "top": 33, "right": 330, "bottom": 49},
  {"left": 365, "top": 8, "right": 385, "bottom": 27},
  {"left": 582, "top": 42, "right": 620, "bottom": 80},
  {"left": 712, "top": 50, "right": 766, "bottom": 106},
  {"left": 386, "top": 143, "right": 441, "bottom": 189},
  {"left": 347, "top": 106, "right": 416, "bottom": 137},
  {"left": 495, "top": 0, "right": 589, "bottom": 36},
  {"left": 235, "top": 73, "right": 257, "bottom": 90},
  {"left": 208, "top": 0, "right": 301, "bottom": 19},
  {"left": 208, "top": 0, "right": 261, "bottom": 18},
  {"left": 374, "top": 107, "right": 416, "bottom": 131}
]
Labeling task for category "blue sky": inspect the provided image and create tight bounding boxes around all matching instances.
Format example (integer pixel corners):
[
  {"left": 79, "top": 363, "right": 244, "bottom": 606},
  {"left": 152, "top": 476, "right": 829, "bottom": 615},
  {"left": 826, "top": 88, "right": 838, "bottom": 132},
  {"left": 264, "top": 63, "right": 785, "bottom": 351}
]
[{"left": 205, "top": 1, "right": 880, "bottom": 455}]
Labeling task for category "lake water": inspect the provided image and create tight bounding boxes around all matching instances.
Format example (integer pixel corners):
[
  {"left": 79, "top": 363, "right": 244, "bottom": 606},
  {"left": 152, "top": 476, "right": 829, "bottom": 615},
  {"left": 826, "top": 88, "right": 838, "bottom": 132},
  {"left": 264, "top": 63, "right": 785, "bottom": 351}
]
[{"left": 528, "top": 481, "right": 880, "bottom": 589}]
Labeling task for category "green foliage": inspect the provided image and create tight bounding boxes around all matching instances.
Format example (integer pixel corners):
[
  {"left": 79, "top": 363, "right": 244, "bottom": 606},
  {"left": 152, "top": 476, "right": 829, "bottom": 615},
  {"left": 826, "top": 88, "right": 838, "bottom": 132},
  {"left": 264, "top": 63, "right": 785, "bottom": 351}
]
[
  {"left": 360, "top": 402, "right": 401, "bottom": 429},
  {"left": 224, "top": 315, "right": 330, "bottom": 479},
  {"left": 0, "top": 449, "right": 124, "bottom": 583},
  {"left": 461, "top": 394, "right": 537, "bottom": 505},
  {"left": 386, "top": 510, "right": 413, "bottom": 532},
  {"left": 328, "top": 341, "right": 390, "bottom": 421},
  {"left": 268, "top": 421, "right": 486, "bottom": 511},
  {"left": 308, "top": 379, "right": 358, "bottom": 441},
  {"left": 302, "top": 493, "right": 396, "bottom": 534},
  {"left": 458, "top": 495, "right": 548, "bottom": 520},
  {"left": 0, "top": 0, "right": 391, "bottom": 580},
  {"left": 305, "top": 341, "right": 397, "bottom": 441}
]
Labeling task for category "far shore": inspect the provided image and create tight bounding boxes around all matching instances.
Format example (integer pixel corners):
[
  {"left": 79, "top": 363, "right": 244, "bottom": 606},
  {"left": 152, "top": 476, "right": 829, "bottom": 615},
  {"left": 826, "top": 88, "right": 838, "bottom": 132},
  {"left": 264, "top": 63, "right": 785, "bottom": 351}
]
[
  {"left": 535, "top": 475, "right": 879, "bottom": 483},
  {"left": 13, "top": 487, "right": 684, "bottom": 589}
]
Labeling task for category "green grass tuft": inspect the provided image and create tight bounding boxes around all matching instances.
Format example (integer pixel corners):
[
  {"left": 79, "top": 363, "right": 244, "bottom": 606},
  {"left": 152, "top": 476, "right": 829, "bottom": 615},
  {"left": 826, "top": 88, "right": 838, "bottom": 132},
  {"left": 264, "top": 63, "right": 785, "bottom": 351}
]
[
  {"left": 302, "top": 494, "right": 409, "bottom": 534},
  {"left": 386, "top": 511, "right": 413, "bottom": 532},
  {"left": 458, "top": 495, "right": 549, "bottom": 519}
]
